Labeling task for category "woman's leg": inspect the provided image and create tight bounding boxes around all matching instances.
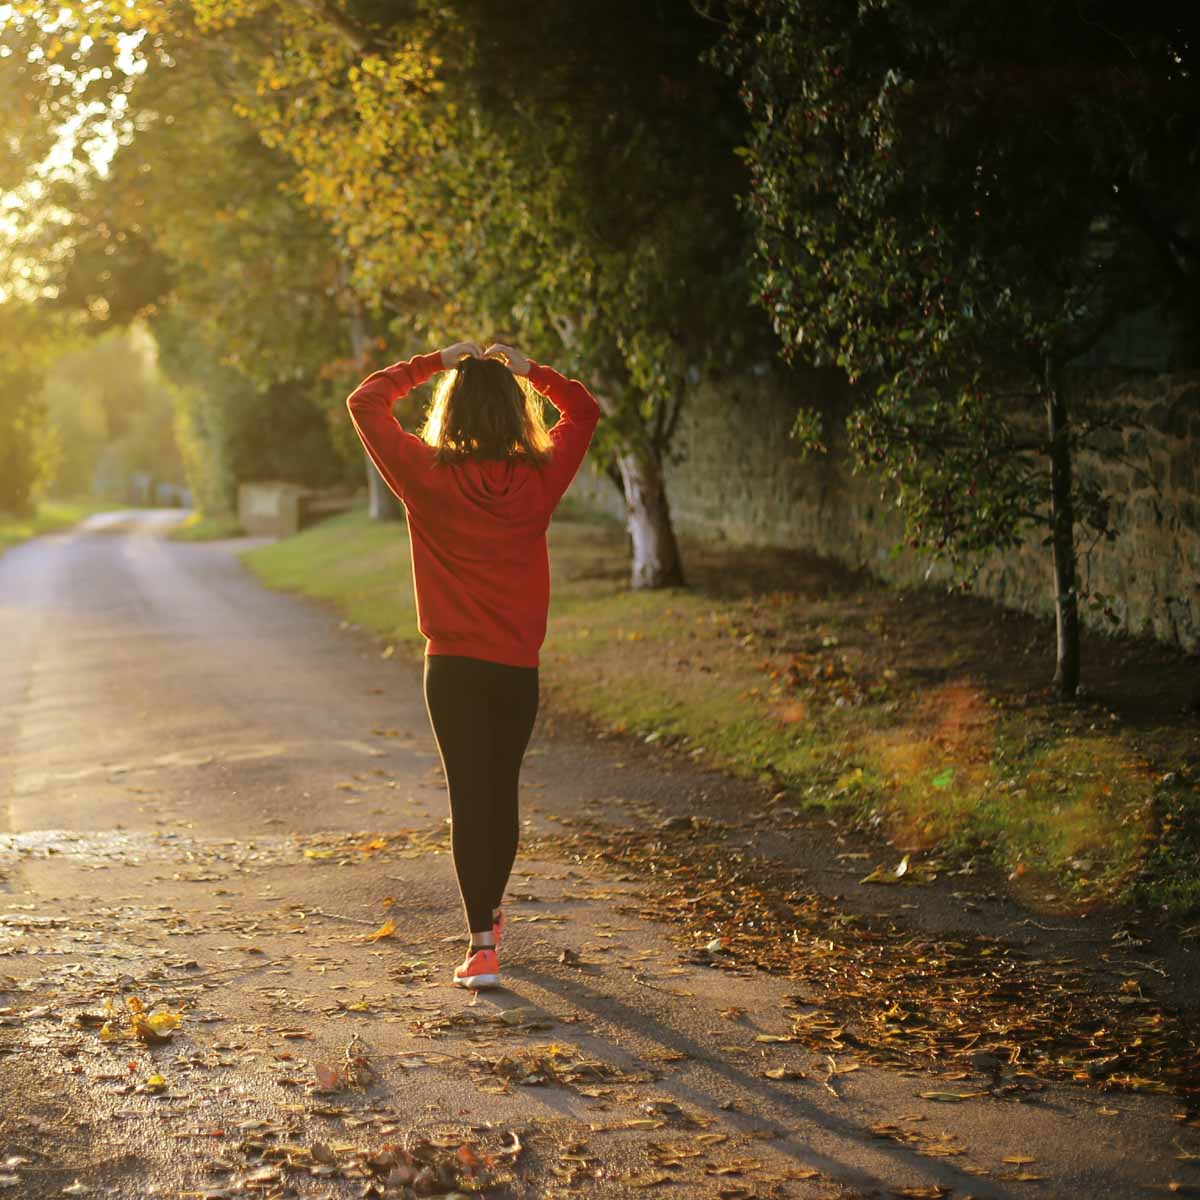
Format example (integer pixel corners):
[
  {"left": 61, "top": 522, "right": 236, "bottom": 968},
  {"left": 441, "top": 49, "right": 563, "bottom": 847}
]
[
  {"left": 423, "top": 655, "right": 497, "bottom": 934},
  {"left": 484, "top": 664, "right": 539, "bottom": 917}
]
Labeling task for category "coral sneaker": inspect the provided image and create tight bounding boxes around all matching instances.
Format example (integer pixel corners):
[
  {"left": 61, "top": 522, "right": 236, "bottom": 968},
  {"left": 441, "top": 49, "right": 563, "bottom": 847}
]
[
  {"left": 492, "top": 908, "right": 505, "bottom": 948},
  {"left": 453, "top": 947, "right": 500, "bottom": 990}
]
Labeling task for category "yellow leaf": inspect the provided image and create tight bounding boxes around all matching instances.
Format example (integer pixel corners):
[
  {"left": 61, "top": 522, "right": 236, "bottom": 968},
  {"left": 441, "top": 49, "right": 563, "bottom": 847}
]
[
  {"left": 145, "top": 1010, "right": 182, "bottom": 1036},
  {"left": 145, "top": 1074, "right": 167, "bottom": 1092},
  {"left": 368, "top": 917, "right": 396, "bottom": 942}
]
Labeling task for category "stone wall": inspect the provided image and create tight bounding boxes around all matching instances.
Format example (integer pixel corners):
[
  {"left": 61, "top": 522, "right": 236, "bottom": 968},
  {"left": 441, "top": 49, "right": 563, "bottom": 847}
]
[{"left": 568, "top": 368, "right": 1200, "bottom": 651}]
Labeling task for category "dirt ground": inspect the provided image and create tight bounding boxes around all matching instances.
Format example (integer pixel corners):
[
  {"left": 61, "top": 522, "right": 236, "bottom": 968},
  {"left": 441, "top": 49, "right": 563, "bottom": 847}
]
[{"left": 0, "top": 510, "right": 1197, "bottom": 1199}]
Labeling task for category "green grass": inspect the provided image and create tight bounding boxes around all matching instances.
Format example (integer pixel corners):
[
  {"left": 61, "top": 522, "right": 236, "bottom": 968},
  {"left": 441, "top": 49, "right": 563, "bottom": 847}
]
[
  {"left": 0, "top": 498, "right": 115, "bottom": 554},
  {"left": 168, "top": 511, "right": 246, "bottom": 541},
  {"left": 242, "top": 504, "right": 1190, "bottom": 918}
]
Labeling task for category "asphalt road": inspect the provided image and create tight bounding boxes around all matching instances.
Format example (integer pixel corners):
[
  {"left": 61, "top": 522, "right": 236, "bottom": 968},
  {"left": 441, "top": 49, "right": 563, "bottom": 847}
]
[{"left": 0, "top": 509, "right": 1195, "bottom": 1199}]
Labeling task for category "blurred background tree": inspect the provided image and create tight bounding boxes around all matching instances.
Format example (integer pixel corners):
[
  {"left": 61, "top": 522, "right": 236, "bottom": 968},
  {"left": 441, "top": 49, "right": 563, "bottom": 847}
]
[
  {"left": 0, "top": 304, "right": 60, "bottom": 515},
  {"left": 38, "top": 323, "right": 182, "bottom": 502},
  {"left": 2, "top": 2, "right": 361, "bottom": 517}
]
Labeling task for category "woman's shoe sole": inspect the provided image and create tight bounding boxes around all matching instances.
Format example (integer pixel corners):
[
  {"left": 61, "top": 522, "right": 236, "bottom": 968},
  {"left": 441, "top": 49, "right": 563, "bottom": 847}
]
[{"left": 454, "top": 973, "right": 500, "bottom": 989}]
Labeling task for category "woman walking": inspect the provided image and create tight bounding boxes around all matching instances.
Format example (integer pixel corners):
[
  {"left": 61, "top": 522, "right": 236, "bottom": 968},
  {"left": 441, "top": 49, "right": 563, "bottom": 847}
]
[{"left": 347, "top": 341, "right": 600, "bottom": 989}]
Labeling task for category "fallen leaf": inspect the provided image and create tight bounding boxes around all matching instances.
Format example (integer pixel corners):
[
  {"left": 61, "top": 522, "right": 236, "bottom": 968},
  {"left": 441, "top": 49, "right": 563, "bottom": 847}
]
[
  {"left": 498, "top": 1006, "right": 540, "bottom": 1026},
  {"left": 312, "top": 1062, "right": 344, "bottom": 1091},
  {"left": 455, "top": 1144, "right": 482, "bottom": 1173},
  {"left": 763, "top": 1067, "right": 806, "bottom": 1080},
  {"left": 368, "top": 918, "right": 396, "bottom": 942},
  {"left": 143, "top": 1010, "right": 182, "bottom": 1037},
  {"left": 860, "top": 864, "right": 901, "bottom": 885}
]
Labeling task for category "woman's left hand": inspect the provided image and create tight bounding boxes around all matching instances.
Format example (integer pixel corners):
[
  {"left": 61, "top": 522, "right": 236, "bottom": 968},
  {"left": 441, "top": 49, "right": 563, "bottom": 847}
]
[{"left": 440, "top": 341, "right": 483, "bottom": 369}]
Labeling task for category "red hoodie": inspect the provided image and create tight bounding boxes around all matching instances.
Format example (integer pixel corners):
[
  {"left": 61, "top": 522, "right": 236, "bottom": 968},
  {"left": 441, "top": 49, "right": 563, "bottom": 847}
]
[{"left": 346, "top": 352, "right": 601, "bottom": 668}]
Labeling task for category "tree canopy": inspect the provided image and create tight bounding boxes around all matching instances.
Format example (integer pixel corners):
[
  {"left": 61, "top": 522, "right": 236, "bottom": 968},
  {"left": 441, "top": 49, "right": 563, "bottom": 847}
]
[{"left": 722, "top": 0, "right": 1200, "bottom": 692}]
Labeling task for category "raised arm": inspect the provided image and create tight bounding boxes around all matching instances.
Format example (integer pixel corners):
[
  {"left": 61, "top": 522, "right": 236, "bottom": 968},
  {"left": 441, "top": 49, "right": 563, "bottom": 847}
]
[
  {"left": 485, "top": 343, "right": 601, "bottom": 511},
  {"left": 346, "top": 342, "right": 480, "bottom": 501},
  {"left": 528, "top": 360, "right": 602, "bottom": 509}
]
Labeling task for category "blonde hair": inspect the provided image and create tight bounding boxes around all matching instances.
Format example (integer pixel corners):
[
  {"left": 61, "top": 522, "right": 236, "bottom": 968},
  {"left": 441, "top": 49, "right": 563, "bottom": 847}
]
[{"left": 420, "top": 356, "right": 552, "bottom": 465}]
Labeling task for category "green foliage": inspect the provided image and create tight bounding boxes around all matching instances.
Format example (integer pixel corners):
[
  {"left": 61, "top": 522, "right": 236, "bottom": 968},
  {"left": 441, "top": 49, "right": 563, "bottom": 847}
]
[
  {"left": 38, "top": 323, "right": 185, "bottom": 499},
  {"left": 1, "top": 4, "right": 362, "bottom": 514},
  {"left": 0, "top": 304, "right": 61, "bottom": 514},
  {"left": 722, "top": 0, "right": 1199, "bottom": 567},
  {"left": 195, "top": 0, "right": 762, "bottom": 500}
]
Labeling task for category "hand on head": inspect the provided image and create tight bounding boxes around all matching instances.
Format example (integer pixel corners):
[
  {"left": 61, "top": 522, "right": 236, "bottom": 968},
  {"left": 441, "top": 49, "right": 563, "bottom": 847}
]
[
  {"left": 439, "top": 341, "right": 484, "bottom": 369},
  {"left": 483, "top": 343, "right": 531, "bottom": 377},
  {"left": 439, "top": 340, "right": 530, "bottom": 376}
]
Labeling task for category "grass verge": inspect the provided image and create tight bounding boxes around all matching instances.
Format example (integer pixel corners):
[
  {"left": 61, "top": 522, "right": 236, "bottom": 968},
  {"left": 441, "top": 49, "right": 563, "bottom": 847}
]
[
  {"left": 168, "top": 511, "right": 245, "bottom": 541},
  {"left": 0, "top": 498, "right": 114, "bottom": 555},
  {"left": 243, "top": 504, "right": 1198, "bottom": 919}
]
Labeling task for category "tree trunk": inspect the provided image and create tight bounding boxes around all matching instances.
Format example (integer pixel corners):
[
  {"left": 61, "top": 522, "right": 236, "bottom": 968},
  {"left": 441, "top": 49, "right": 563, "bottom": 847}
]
[
  {"left": 1046, "top": 361, "right": 1080, "bottom": 697},
  {"left": 365, "top": 457, "right": 405, "bottom": 521},
  {"left": 544, "top": 319, "right": 687, "bottom": 589},
  {"left": 344, "top": 270, "right": 404, "bottom": 522},
  {"left": 614, "top": 444, "right": 684, "bottom": 589}
]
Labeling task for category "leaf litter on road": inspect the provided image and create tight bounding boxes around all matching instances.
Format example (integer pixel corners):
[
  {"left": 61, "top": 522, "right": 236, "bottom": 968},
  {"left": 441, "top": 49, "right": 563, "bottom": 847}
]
[{"left": 528, "top": 818, "right": 1200, "bottom": 1097}]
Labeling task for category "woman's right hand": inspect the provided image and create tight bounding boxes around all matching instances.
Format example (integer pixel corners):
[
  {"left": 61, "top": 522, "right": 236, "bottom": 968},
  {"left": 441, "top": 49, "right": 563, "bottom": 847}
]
[
  {"left": 440, "top": 341, "right": 483, "bottom": 369},
  {"left": 484, "top": 343, "right": 530, "bottom": 376}
]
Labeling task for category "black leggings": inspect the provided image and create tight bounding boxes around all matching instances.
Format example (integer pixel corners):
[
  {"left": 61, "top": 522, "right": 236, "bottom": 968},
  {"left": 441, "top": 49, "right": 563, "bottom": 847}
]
[{"left": 423, "top": 654, "right": 539, "bottom": 932}]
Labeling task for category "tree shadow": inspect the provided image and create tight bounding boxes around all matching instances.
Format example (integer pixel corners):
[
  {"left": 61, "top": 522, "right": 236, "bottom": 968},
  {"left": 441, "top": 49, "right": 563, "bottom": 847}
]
[{"left": 483, "top": 963, "right": 1035, "bottom": 1200}]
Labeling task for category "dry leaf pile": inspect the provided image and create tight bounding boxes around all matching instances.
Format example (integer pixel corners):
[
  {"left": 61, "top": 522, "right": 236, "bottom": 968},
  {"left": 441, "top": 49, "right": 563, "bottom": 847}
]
[
  {"left": 469, "top": 1042, "right": 647, "bottom": 1094},
  {"left": 529, "top": 819, "right": 1200, "bottom": 1098},
  {"left": 198, "top": 1119, "right": 524, "bottom": 1198}
]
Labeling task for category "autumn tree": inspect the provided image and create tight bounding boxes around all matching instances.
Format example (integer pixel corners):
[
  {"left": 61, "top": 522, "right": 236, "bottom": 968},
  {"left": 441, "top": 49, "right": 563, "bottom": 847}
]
[
  {"left": 722, "top": 0, "right": 1200, "bottom": 694},
  {"left": 192, "top": 0, "right": 758, "bottom": 586},
  {"left": 2, "top": 3, "right": 363, "bottom": 513}
]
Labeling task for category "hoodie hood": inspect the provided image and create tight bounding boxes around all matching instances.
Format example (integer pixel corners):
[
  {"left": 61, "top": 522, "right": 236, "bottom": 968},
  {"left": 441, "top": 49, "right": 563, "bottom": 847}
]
[{"left": 450, "top": 457, "right": 544, "bottom": 515}]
